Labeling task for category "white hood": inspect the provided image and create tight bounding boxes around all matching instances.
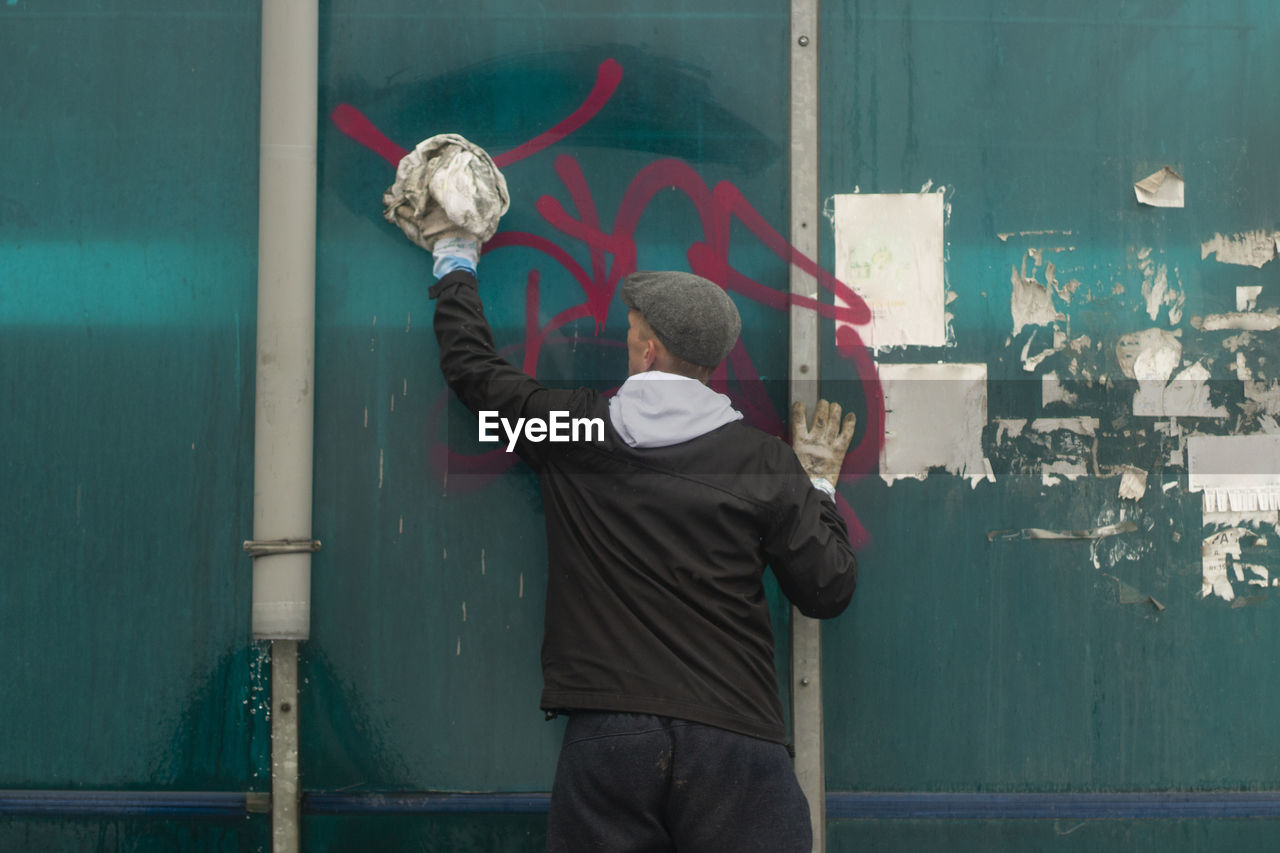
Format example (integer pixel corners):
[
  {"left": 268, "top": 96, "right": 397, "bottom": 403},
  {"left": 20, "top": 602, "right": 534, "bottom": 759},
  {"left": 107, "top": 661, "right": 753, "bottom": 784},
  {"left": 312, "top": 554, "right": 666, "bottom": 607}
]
[{"left": 608, "top": 371, "right": 743, "bottom": 449}]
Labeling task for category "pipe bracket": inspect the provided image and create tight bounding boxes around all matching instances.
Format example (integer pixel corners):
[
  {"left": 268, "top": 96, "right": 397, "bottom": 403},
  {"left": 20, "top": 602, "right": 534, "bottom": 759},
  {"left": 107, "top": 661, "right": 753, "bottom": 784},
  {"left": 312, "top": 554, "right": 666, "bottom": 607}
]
[{"left": 243, "top": 538, "right": 322, "bottom": 557}]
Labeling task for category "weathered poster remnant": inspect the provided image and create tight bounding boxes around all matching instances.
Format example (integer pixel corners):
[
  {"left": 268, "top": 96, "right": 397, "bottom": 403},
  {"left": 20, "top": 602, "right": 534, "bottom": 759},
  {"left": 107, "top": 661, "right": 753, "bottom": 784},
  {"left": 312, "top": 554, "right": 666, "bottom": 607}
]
[
  {"left": 1187, "top": 435, "right": 1280, "bottom": 514},
  {"left": 832, "top": 192, "right": 947, "bottom": 349},
  {"left": 1201, "top": 230, "right": 1278, "bottom": 267},
  {"left": 879, "top": 363, "right": 988, "bottom": 485}
]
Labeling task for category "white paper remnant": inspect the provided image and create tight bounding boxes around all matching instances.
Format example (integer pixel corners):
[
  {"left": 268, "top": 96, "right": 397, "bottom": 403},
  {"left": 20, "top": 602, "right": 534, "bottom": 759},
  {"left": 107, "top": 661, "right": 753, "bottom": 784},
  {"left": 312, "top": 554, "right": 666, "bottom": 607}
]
[
  {"left": 1010, "top": 256, "right": 1065, "bottom": 337},
  {"left": 1237, "top": 286, "right": 1263, "bottom": 312},
  {"left": 832, "top": 193, "right": 946, "bottom": 349},
  {"left": 1029, "top": 417, "right": 1099, "bottom": 436},
  {"left": 1136, "top": 248, "right": 1184, "bottom": 325},
  {"left": 1123, "top": 330, "right": 1225, "bottom": 418},
  {"left": 1193, "top": 311, "right": 1280, "bottom": 332},
  {"left": 879, "top": 363, "right": 988, "bottom": 484},
  {"left": 1134, "top": 167, "right": 1185, "bottom": 208},
  {"left": 1154, "top": 362, "right": 1228, "bottom": 418},
  {"left": 1118, "top": 465, "right": 1149, "bottom": 501},
  {"left": 1188, "top": 435, "right": 1280, "bottom": 517},
  {"left": 1201, "top": 528, "right": 1247, "bottom": 601},
  {"left": 1042, "top": 372, "right": 1078, "bottom": 407},
  {"left": 1115, "top": 329, "right": 1181, "bottom": 380},
  {"left": 1201, "top": 230, "right": 1279, "bottom": 268},
  {"left": 1042, "top": 459, "right": 1089, "bottom": 487}
]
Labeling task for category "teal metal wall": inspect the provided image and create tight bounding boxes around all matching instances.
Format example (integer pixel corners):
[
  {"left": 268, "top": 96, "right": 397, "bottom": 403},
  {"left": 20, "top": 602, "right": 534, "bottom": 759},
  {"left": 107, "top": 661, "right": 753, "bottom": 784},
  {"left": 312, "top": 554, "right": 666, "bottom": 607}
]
[
  {"left": 4, "top": 1, "right": 1280, "bottom": 850},
  {"left": 1, "top": 1, "right": 270, "bottom": 849}
]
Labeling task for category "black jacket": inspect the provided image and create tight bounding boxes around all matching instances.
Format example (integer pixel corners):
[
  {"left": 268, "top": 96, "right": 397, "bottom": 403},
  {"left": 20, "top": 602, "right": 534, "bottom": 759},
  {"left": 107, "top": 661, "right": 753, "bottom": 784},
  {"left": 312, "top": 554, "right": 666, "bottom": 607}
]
[{"left": 431, "top": 270, "right": 857, "bottom": 743}]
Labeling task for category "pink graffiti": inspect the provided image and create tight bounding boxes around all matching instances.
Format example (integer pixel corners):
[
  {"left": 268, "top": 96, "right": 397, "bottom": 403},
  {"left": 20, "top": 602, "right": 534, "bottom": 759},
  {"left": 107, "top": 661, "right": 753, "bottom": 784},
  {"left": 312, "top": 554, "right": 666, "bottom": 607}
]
[{"left": 332, "top": 59, "right": 883, "bottom": 547}]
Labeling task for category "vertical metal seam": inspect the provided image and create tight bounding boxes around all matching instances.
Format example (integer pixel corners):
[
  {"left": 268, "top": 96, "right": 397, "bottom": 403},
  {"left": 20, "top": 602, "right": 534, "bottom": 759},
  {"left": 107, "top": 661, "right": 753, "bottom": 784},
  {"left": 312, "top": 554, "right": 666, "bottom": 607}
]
[{"left": 789, "top": 0, "right": 824, "bottom": 850}]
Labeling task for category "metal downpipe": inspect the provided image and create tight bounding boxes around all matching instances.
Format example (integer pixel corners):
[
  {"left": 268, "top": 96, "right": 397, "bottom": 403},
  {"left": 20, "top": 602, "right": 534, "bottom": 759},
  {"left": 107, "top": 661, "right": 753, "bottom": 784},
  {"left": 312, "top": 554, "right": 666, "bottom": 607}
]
[{"left": 251, "top": 1, "right": 319, "bottom": 851}]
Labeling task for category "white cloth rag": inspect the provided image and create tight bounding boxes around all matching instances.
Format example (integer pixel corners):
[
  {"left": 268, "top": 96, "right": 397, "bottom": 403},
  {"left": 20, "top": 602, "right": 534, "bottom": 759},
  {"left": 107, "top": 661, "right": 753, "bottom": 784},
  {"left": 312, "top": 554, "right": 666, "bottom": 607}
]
[{"left": 382, "top": 133, "right": 510, "bottom": 250}]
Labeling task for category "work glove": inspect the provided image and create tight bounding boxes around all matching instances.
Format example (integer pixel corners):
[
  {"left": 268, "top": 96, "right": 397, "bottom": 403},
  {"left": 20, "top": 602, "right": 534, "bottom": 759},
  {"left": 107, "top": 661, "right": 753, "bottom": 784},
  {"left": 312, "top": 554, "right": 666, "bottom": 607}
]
[
  {"left": 431, "top": 228, "right": 481, "bottom": 278},
  {"left": 791, "top": 399, "right": 857, "bottom": 497}
]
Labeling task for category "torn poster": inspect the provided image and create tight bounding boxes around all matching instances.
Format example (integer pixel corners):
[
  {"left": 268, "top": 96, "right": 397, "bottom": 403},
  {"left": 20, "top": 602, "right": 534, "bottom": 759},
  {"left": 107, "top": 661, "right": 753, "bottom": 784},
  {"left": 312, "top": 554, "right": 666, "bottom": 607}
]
[
  {"left": 1042, "top": 372, "right": 1079, "bottom": 407},
  {"left": 1201, "top": 528, "right": 1251, "bottom": 602},
  {"left": 1115, "top": 328, "right": 1181, "bottom": 380},
  {"left": 1201, "top": 230, "right": 1278, "bottom": 267},
  {"left": 987, "top": 417, "right": 1097, "bottom": 486},
  {"left": 1133, "top": 360, "right": 1227, "bottom": 419},
  {"left": 1137, "top": 249, "right": 1184, "bottom": 325},
  {"left": 879, "top": 362, "right": 989, "bottom": 485},
  {"left": 1187, "top": 435, "right": 1280, "bottom": 519},
  {"left": 1134, "top": 167, "right": 1185, "bottom": 208},
  {"left": 832, "top": 192, "right": 947, "bottom": 349},
  {"left": 1118, "top": 466, "right": 1149, "bottom": 501},
  {"left": 1010, "top": 255, "right": 1065, "bottom": 337}
]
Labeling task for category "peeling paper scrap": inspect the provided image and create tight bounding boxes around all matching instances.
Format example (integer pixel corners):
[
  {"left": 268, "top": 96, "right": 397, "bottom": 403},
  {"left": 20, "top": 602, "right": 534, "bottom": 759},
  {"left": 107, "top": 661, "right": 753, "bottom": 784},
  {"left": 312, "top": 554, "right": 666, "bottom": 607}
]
[
  {"left": 832, "top": 193, "right": 946, "bottom": 349},
  {"left": 1134, "top": 167, "right": 1184, "bottom": 208},
  {"left": 1042, "top": 459, "right": 1088, "bottom": 487},
  {"left": 1237, "top": 286, "right": 1263, "bottom": 312},
  {"left": 987, "top": 520, "right": 1138, "bottom": 542},
  {"left": 1115, "top": 329, "right": 1181, "bottom": 381},
  {"left": 1118, "top": 466, "right": 1149, "bottom": 501},
  {"left": 1103, "top": 573, "right": 1165, "bottom": 610},
  {"left": 995, "top": 419, "right": 1027, "bottom": 443},
  {"left": 1042, "top": 372, "right": 1078, "bottom": 407},
  {"left": 1010, "top": 258, "right": 1065, "bottom": 337},
  {"left": 1201, "top": 528, "right": 1248, "bottom": 602},
  {"left": 1193, "top": 311, "right": 1280, "bottom": 332},
  {"left": 1134, "top": 361, "right": 1227, "bottom": 419},
  {"left": 1028, "top": 417, "right": 1099, "bottom": 436},
  {"left": 879, "top": 363, "right": 988, "bottom": 484},
  {"left": 997, "top": 229, "right": 1074, "bottom": 242},
  {"left": 1201, "top": 231, "right": 1279, "bottom": 267}
]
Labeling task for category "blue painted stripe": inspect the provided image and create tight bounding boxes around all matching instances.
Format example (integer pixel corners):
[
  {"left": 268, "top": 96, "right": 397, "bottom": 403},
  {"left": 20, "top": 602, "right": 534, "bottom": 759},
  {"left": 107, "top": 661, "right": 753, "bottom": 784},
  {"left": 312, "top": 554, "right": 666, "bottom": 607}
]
[
  {"left": 825, "top": 792, "right": 1280, "bottom": 820},
  {"left": 304, "top": 792, "right": 552, "bottom": 815},
  {"left": 0, "top": 791, "right": 250, "bottom": 818},
  {"left": 4, "top": 790, "right": 1280, "bottom": 820}
]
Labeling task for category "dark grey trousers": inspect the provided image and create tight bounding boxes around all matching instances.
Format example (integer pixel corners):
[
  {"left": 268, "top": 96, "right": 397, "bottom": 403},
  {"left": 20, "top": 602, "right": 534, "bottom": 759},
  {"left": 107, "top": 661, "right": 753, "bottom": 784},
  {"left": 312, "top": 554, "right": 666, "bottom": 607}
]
[{"left": 546, "top": 711, "right": 812, "bottom": 852}]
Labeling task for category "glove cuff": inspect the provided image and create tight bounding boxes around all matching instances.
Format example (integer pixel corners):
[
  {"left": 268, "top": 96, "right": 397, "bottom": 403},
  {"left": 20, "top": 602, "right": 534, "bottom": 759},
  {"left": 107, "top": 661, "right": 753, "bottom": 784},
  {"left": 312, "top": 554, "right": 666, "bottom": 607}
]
[{"left": 432, "top": 234, "right": 480, "bottom": 279}]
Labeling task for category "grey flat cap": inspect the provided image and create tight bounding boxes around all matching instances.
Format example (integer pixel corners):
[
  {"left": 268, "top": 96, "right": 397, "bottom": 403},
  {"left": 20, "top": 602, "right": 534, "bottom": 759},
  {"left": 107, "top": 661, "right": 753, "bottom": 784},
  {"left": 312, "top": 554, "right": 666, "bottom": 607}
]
[{"left": 620, "top": 271, "right": 741, "bottom": 368}]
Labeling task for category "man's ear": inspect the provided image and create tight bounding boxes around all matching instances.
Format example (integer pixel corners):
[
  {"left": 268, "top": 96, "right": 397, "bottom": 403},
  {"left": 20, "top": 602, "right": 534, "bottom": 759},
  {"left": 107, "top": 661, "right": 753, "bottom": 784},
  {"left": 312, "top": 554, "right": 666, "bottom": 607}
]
[{"left": 643, "top": 339, "right": 658, "bottom": 370}]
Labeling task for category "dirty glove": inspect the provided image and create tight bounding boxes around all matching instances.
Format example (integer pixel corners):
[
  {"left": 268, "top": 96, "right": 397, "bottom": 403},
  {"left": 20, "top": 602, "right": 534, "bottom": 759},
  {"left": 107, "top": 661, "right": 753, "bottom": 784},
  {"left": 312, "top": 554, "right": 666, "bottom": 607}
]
[
  {"left": 791, "top": 399, "right": 857, "bottom": 498},
  {"left": 431, "top": 228, "right": 480, "bottom": 278},
  {"left": 382, "top": 133, "right": 509, "bottom": 259}
]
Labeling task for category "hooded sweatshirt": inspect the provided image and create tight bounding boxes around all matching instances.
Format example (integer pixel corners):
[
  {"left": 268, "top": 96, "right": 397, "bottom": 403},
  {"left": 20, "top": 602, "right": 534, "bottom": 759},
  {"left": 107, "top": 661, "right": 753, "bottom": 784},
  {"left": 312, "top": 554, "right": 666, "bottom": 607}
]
[{"left": 608, "top": 370, "right": 743, "bottom": 448}]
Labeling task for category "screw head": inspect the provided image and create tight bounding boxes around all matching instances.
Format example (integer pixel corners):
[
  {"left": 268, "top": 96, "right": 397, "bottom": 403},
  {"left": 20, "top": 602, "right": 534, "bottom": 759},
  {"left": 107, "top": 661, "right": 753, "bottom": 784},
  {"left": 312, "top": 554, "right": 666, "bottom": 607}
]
[{"left": 798, "top": 35, "right": 810, "bottom": 47}]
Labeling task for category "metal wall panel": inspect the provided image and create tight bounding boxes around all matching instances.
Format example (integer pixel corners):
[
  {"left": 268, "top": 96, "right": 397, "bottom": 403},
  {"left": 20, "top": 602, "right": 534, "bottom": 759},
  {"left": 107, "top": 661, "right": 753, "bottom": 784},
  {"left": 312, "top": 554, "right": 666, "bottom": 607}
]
[
  {"left": 307, "top": 0, "right": 795, "bottom": 800},
  {"left": 817, "top": 0, "right": 1280, "bottom": 806},
  {"left": 0, "top": 0, "right": 266, "bottom": 807}
]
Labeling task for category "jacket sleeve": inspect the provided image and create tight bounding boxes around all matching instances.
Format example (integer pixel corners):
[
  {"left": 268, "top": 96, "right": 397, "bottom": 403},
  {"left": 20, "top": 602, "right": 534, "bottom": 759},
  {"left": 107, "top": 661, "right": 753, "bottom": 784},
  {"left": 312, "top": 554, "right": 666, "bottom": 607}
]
[
  {"left": 761, "top": 446, "right": 858, "bottom": 619},
  {"left": 429, "top": 270, "right": 597, "bottom": 465}
]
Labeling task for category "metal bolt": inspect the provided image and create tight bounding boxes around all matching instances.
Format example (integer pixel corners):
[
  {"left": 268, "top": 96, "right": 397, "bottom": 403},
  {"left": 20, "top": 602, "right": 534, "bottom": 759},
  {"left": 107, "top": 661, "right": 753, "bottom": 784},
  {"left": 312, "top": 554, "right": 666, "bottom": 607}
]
[
  {"left": 280, "top": 702, "right": 292, "bottom": 713},
  {"left": 801, "top": 677, "right": 811, "bottom": 686},
  {"left": 800, "top": 364, "right": 810, "bottom": 374},
  {"left": 798, "top": 35, "right": 810, "bottom": 47}
]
